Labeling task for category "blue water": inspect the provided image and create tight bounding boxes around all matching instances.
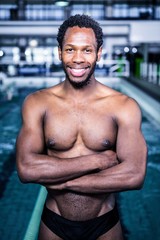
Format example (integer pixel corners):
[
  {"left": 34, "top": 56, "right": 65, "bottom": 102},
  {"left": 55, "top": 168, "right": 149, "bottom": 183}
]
[
  {"left": 0, "top": 86, "right": 160, "bottom": 240},
  {"left": 0, "top": 90, "right": 40, "bottom": 240},
  {"left": 118, "top": 111, "right": 160, "bottom": 240}
]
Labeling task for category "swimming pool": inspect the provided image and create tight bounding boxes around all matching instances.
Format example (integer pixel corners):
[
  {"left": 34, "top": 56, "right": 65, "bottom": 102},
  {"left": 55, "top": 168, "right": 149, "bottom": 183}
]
[
  {"left": 101, "top": 78, "right": 160, "bottom": 239},
  {"left": 116, "top": 79, "right": 160, "bottom": 240},
  {"left": 0, "top": 78, "right": 160, "bottom": 240}
]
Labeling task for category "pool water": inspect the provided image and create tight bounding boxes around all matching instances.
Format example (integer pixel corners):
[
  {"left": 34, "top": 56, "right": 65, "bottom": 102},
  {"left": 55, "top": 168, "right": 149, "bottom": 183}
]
[
  {"left": 117, "top": 96, "right": 160, "bottom": 239},
  {"left": 0, "top": 90, "right": 40, "bottom": 240},
  {"left": 0, "top": 85, "right": 160, "bottom": 240}
]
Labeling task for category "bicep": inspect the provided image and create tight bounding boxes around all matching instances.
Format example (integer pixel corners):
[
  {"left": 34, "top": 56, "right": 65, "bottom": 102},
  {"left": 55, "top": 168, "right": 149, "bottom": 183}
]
[
  {"left": 16, "top": 95, "right": 45, "bottom": 158},
  {"left": 116, "top": 99, "right": 147, "bottom": 172},
  {"left": 117, "top": 126, "right": 146, "bottom": 163}
]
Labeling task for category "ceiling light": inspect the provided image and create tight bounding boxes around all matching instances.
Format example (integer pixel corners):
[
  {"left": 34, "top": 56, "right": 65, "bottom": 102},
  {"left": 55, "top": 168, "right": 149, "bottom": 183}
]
[
  {"left": 124, "top": 47, "right": 129, "bottom": 53},
  {"left": 0, "top": 50, "right": 4, "bottom": 57},
  {"left": 55, "top": 1, "right": 69, "bottom": 7},
  {"left": 29, "top": 39, "right": 38, "bottom": 48},
  {"left": 132, "top": 47, "right": 137, "bottom": 53}
]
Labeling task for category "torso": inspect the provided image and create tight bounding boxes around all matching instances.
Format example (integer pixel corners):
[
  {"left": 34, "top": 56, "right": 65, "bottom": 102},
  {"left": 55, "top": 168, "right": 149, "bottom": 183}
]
[{"left": 38, "top": 80, "right": 124, "bottom": 221}]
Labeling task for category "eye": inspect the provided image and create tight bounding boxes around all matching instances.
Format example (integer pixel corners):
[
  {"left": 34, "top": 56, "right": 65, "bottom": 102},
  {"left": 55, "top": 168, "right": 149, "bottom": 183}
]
[
  {"left": 66, "top": 48, "right": 74, "bottom": 53},
  {"left": 84, "top": 49, "right": 92, "bottom": 53}
]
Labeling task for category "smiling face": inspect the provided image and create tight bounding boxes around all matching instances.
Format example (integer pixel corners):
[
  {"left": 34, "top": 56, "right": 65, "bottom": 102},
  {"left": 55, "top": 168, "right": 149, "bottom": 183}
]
[{"left": 58, "top": 26, "right": 102, "bottom": 89}]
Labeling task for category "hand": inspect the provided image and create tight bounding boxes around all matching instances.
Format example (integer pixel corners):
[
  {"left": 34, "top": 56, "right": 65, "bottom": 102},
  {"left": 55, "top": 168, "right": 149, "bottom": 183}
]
[{"left": 98, "top": 150, "right": 118, "bottom": 171}]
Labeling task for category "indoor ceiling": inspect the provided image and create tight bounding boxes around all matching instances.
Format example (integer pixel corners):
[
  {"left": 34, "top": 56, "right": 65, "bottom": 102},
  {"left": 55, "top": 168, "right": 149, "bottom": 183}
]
[{"left": 0, "top": 0, "right": 160, "bottom": 5}]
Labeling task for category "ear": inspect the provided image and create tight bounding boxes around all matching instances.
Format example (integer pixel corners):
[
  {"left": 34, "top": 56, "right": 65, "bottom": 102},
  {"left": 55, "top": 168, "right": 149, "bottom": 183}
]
[
  {"left": 97, "top": 46, "right": 102, "bottom": 62},
  {"left": 58, "top": 46, "right": 62, "bottom": 61}
]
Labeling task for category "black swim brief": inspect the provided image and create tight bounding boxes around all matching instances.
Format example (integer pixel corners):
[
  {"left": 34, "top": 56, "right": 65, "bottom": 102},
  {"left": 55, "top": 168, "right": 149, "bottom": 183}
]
[{"left": 41, "top": 203, "right": 119, "bottom": 240}]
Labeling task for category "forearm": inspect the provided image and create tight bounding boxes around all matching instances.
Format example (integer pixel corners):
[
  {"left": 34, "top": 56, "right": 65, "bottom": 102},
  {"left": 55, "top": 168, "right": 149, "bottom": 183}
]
[
  {"left": 50, "top": 161, "right": 146, "bottom": 194},
  {"left": 17, "top": 153, "right": 96, "bottom": 184},
  {"left": 17, "top": 150, "right": 117, "bottom": 185}
]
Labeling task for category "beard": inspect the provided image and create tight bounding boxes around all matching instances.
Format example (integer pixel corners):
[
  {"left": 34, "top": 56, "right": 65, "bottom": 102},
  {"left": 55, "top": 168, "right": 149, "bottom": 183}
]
[
  {"left": 62, "top": 63, "right": 96, "bottom": 89},
  {"left": 68, "top": 76, "right": 91, "bottom": 89}
]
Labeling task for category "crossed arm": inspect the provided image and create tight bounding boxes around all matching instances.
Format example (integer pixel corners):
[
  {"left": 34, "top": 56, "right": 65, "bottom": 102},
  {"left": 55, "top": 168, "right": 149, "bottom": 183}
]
[
  {"left": 46, "top": 108, "right": 147, "bottom": 193},
  {"left": 16, "top": 94, "right": 118, "bottom": 185},
  {"left": 52, "top": 127, "right": 147, "bottom": 194},
  {"left": 16, "top": 94, "right": 147, "bottom": 194}
]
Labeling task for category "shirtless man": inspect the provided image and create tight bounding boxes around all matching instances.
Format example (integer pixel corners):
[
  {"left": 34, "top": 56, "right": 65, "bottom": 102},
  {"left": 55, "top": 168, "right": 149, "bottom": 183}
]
[{"left": 16, "top": 15, "right": 147, "bottom": 240}]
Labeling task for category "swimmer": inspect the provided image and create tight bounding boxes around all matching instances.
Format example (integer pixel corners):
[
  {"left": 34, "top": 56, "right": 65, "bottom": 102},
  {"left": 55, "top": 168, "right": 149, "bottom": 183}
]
[{"left": 16, "top": 14, "right": 147, "bottom": 240}]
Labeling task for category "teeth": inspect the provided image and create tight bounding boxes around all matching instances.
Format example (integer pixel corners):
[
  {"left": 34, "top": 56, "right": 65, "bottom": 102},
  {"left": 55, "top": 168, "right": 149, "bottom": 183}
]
[
  {"left": 72, "top": 69, "right": 85, "bottom": 73},
  {"left": 68, "top": 67, "right": 87, "bottom": 77}
]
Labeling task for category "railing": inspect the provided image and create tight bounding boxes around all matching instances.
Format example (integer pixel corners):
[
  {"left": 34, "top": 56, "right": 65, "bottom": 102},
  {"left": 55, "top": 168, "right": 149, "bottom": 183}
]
[{"left": 0, "top": 73, "right": 18, "bottom": 101}]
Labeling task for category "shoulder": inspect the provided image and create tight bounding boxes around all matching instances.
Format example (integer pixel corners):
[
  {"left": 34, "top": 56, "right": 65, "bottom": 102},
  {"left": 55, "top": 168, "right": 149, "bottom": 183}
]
[
  {"left": 21, "top": 87, "right": 52, "bottom": 117},
  {"left": 115, "top": 94, "right": 142, "bottom": 127},
  {"left": 100, "top": 82, "right": 140, "bottom": 112},
  {"left": 116, "top": 94, "right": 141, "bottom": 115},
  {"left": 97, "top": 81, "right": 142, "bottom": 126},
  {"left": 23, "top": 90, "right": 44, "bottom": 110},
  {"left": 22, "top": 83, "right": 64, "bottom": 118},
  {"left": 23, "top": 85, "right": 60, "bottom": 110},
  {"left": 98, "top": 82, "right": 135, "bottom": 107}
]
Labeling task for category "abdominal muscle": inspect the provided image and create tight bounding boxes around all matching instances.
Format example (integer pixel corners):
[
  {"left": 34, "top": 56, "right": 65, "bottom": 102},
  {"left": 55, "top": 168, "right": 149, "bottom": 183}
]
[
  {"left": 45, "top": 143, "right": 116, "bottom": 221},
  {"left": 46, "top": 189, "right": 115, "bottom": 221}
]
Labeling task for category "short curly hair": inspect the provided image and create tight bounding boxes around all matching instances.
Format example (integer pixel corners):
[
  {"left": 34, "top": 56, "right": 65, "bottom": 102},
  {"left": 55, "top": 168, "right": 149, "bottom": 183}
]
[{"left": 57, "top": 14, "right": 103, "bottom": 51}]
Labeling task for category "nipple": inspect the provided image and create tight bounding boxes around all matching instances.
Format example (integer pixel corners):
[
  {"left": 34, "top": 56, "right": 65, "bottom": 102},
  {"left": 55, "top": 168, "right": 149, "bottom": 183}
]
[
  {"left": 47, "top": 138, "right": 55, "bottom": 148},
  {"left": 102, "top": 140, "right": 111, "bottom": 149}
]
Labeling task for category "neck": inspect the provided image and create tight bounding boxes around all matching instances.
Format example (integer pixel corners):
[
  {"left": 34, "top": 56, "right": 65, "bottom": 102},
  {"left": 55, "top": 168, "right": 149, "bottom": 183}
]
[{"left": 62, "top": 75, "right": 98, "bottom": 100}]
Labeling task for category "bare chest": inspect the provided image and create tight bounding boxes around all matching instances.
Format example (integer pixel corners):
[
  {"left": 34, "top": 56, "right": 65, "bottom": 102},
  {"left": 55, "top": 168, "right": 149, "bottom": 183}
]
[{"left": 44, "top": 102, "right": 117, "bottom": 153}]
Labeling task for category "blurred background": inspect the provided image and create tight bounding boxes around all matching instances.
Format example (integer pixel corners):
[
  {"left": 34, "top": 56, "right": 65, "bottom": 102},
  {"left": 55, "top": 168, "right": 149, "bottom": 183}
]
[{"left": 0, "top": 1, "right": 160, "bottom": 240}]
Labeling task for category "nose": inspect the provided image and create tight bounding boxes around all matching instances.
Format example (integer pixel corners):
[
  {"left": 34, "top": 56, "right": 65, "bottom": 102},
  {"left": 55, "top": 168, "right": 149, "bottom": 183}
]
[{"left": 72, "top": 50, "right": 85, "bottom": 63}]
